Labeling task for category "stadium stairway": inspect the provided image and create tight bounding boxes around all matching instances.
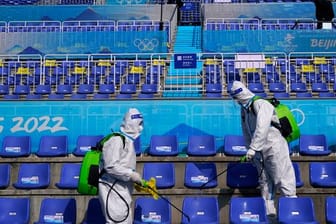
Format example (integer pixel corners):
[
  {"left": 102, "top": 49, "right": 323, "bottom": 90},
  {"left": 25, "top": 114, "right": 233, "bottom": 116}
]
[{"left": 163, "top": 25, "right": 203, "bottom": 98}]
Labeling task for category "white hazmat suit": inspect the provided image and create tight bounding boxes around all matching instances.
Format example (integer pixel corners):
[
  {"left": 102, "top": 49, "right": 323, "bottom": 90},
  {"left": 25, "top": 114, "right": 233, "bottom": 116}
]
[
  {"left": 230, "top": 81, "right": 296, "bottom": 216},
  {"left": 99, "top": 108, "right": 144, "bottom": 224}
]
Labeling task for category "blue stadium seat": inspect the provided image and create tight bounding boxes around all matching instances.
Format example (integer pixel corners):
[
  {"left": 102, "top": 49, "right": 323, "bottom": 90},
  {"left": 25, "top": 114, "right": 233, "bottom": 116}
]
[
  {"left": 98, "top": 83, "right": 115, "bottom": 94},
  {"left": 309, "top": 162, "right": 336, "bottom": 187},
  {"left": 0, "top": 84, "right": 9, "bottom": 94},
  {"left": 278, "top": 197, "right": 318, "bottom": 224},
  {"left": 184, "top": 162, "right": 217, "bottom": 189},
  {"left": 248, "top": 82, "right": 265, "bottom": 93},
  {"left": 290, "top": 82, "right": 307, "bottom": 93},
  {"left": 13, "top": 84, "right": 30, "bottom": 95},
  {"left": 35, "top": 84, "right": 52, "bottom": 95},
  {"left": 299, "top": 134, "right": 331, "bottom": 156},
  {"left": 141, "top": 83, "right": 158, "bottom": 94},
  {"left": 26, "top": 93, "right": 42, "bottom": 99},
  {"left": 143, "top": 162, "right": 175, "bottom": 189},
  {"left": 55, "top": 163, "right": 81, "bottom": 189},
  {"left": 148, "top": 135, "right": 178, "bottom": 156},
  {"left": 187, "top": 135, "right": 216, "bottom": 156},
  {"left": 82, "top": 198, "right": 106, "bottom": 224},
  {"left": 93, "top": 93, "right": 110, "bottom": 99},
  {"left": 205, "top": 83, "right": 222, "bottom": 98},
  {"left": 229, "top": 197, "right": 268, "bottom": 224},
  {"left": 56, "top": 84, "right": 72, "bottom": 94},
  {"left": 13, "top": 163, "right": 50, "bottom": 189},
  {"left": 293, "top": 162, "right": 304, "bottom": 188},
  {"left": 134, "top": 197, "right": 171, "bottom": 224},
  {"left": 223, "top": 135, "right": 247, "bottom": 156},
  {"left": 0, "top": 163, "right": 10, "bottom": 189},
  {"left": 134, "top": 136, "right": 141, "bottom": 156},
  {"left": 48, "top": 93, "right": 65, "bottom": 99},
  {"left": 226, "top": 162, "right": 259, "bottom": 189},
  {"left": 73, "top": 135, "right": 103, "bottom": 156},
  {"left": 311, "top": 82, "right": 329, "bottom": 92},
  {"left": 319, "top": 92, "right": 335, "bottom": 98},
  {"left": 0, "top": 197, "right": 30, "bottom": 224},
  {"left": 325, "top": 196, "right": 336, "bottom": 224},
  {"left": 273, "top": 92, "right": 290, "bottom": 98},
  {"left": 269, "top": 82, "right": 286, "bottom": 93},
  {"left": 296, "top": 92, "right": 312, "bottom": 98},
  {"left": 36, "top": 135, "right": 68, "bottom": 157},
  {"left": 77, "top": 83, "right": 94, "bottom": 94},
  {"left": 0, "top": 135, "right": 31, "bottom": 157},
  {"left": 34, "top": 198, "right": 76, "bottom": 224},
  {"left": 71, "top": 93, "right": 87, "bottom": 99},
  {"left": 181, "top": 197, "right": 219, "bottom": 224}
]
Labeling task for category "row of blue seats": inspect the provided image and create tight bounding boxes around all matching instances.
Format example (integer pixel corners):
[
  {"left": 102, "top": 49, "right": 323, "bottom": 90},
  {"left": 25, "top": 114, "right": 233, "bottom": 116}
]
[
  {"left": 0, "top": 20, "right": 170, "bottom": 32},
  {"left": 0, "top": 195, "right": 335, "bottom": 223},
  {"left": 1, "top": 161, "right": 335, "bottom": 191},
  {"left": 0, "top": 134, "right": 333, "bottom": 158}
]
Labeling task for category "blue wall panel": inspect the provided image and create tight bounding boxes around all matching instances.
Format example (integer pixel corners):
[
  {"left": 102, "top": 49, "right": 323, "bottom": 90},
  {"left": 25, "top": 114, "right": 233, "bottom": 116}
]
[{"left": 0, "top": 99, "right": 335, "bottom": 154}]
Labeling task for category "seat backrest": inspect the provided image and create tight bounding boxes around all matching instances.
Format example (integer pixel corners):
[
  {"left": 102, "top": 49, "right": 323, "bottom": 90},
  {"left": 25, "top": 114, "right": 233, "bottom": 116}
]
[
  {"left": 187, "top": 135, "right": 216, "bottom": 156},
  {"left": 56, "top": 84, "right": 72, "bottom": 94},
  {"left": 181, "top": 197, "right": 219, "bottom": 224},
  {"left": 223, "top": 135, "right": 247, "bottom": 156},
  {"left": 184, "top": 162, "right": 217, "bottom": 188},
  {"left": 309, "top": 162, "right": 336, "bottom": 187},
  {"left": 36, "top": 198, "right": 76, "bottom": 224},
  {"left": 278, "top": 197, "right": 318, "bottom": 223},
  {"left": 55, "top": 163, "right": 81, "bottom": 189},
  {"left": 292, "top": 162, "right": 304, "bottom": 188},
  {"left": 148, "top": 135, "right": 178, "bottom": 156},
  {"left": 226, "top": 162, "right": 259, "bottom": 188},
  {"left": 0, "top": 135, "right": 31, "bottom": 157},
  {"left": 326, "top": 196, "right": 336, "bottom": 223},
  {"left": 134, "top": 197, "right": 171, "bottom": 224},
  {"left": 134, "top": 136, "right": 141, "bottom": 156},
  {"left": 73, "top": 135, "right": 104, "bottom": 156},
  {"left": 13, "top": 163, "right": 50, "bottom": 189},
  {"left": 230, "top": 197, "right": 268, "bottom": 223},
  {"left": 0, "top": 197, "right": 30, "bottom": 224},
  {"left": 143, "top": 162, "right": 175, "bottom": 189},
  {"left": 36, "top": 135, "right": 68, "bottom": 157},
  {"left": 299, "top": 134, "right": 331, "bottom": 156},
  {"left": 82, "top": 198, "right": 106, "bottom": 224},
  {"left": 0, "top": 163, "right": 10, "bottom": 188}
]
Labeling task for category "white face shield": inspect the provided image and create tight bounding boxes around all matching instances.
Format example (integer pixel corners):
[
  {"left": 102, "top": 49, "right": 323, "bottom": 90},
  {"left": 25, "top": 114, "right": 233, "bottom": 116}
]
[
  {"left": 120, "top": 108, "right": 144, "bottom": 139},
  {"left": 230, "top": 81, "right": 255, "bottom": 109}
]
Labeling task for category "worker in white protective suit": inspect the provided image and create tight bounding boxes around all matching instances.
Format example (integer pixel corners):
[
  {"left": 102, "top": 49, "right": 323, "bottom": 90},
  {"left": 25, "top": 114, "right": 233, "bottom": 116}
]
[
  {"left": 99, "top": 108, "right": 144, "bottom": 224},
  {"left": 230, "top": 81, "right": 296, "bottom": 217}
]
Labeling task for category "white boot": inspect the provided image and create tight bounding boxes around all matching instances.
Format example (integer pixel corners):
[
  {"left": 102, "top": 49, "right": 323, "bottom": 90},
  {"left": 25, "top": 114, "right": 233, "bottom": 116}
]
[{"left": 266, "top": 199, "right": 276, "bottom": 217}]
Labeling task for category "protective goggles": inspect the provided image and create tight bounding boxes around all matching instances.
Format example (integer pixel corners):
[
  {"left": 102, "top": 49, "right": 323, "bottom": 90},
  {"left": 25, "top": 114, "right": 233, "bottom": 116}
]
[{"left": 230, "top": 87, "right": 243, "bottom": 98}]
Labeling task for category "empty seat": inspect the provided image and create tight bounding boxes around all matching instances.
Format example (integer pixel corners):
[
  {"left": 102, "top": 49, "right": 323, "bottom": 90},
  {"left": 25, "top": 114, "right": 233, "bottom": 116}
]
[
  {"left": 77, "top": 83, "right": 94, "bottom": 94},
  {"left": 223, "top": 135, "right": 247, "bottom": 156},
  {"left": 269, "top": 82, "right": 286, "bottom": 92},
  {"left": 148, "top": 135, "right": 178, "bottom": 156},
  {"left": 34, "top": 198, "right": 76, "bottom": 224},
  {"left": 13, "top": 163, "right": 50, "bottom": 189},
  {"left": 134, "top": 136, "right": 141, "bottom": 156},
  {"left": 13, "top": 85, "right": 30, "bottom": 95},
  {"left": 309, "top": 162, "right": 336, "bottom": 187},
  {"left": 181, "top": 197, "right": 219, "bottom": 224},
  {"left": 56, "top": 84, "right": 72, "bottom": 94},
  {"left": 248, "top": 82, "right": 265, "bottom": 93},
  {"left": 299, "top": 134, "right": 331, "bottom": 156},
  {"left": 187, "top": 135, "right": 216, "bottom": 156},
  {"left": 205, "top": 83, "right": 222, "bottom": 98},
  {"left": 290, "top": 82, "right": 307, "bottom": 92},
  {"left": 36, "top": 135, "right": 68, "bottom": 157},
  {"left": 273, "top": 92, "right": 290, "bottom": 98},
  {"left": 229, "top": 197, "right": 268, "bottom": 224},
  {"left": 55, "top": 163, "right": 81, "bottom": 189},
  {"left": 0, "top": 197, "right": 30, "bottom": 224},
  {"left": 141, "top": 83, "right": 158, "bottom": 94},
  {"left": 184, "top": 162, "right": 217, "bottom": 189},
  {"left": 73, "top": 135, "right": 104, "bottom": 156},
  {"left": 98, "top": 83, "right": 115, "bottom": 94},
  {"left": 134, "top": 197, "right": 171, "bottom": 224},
  {"left": 311, "top": 82, "right": 329, "bottom": 92},
  {"left": 278, "top": 196, "right": 318, "bottom": 224},
  {"left": 0, "top": 135, "right": 31, "bottom": 157},
  {"left": 325, "top": 196, "right": 336, "bottom": 224},
  {"left": 82, "top": 198, "right": 106, "bottom": 224},
  {"left": 143, "top": 162, "right": 175, "bottom": 189},
  {"left": 0, "top": 163, "right": 10, "bottom": 189},
  {"left": 226, "top": 162, "right": 259, "bottom": 188},
  {"left": 296, "top": 92, "right": 312, "bottom": 98},
  {"left": 35, "top": 84, "right": 52, "bottom": 95},
  {"left": 293, "top": 162, "right": 304, "bottom": 188}
]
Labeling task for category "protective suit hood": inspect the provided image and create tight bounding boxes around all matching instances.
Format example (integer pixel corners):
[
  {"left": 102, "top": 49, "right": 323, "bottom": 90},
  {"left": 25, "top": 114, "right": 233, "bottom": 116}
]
[
  {"left": 230, "top": 81, "right": 255, "bottom": 108},
  {"left": 120, "top": 108, "right": 143, "bottom": 139}
]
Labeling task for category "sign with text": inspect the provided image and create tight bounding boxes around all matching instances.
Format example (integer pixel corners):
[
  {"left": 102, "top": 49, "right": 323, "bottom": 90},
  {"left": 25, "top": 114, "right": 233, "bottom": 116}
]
[{"left": 174, "top": 53, "right": 197, "bottom": 69}]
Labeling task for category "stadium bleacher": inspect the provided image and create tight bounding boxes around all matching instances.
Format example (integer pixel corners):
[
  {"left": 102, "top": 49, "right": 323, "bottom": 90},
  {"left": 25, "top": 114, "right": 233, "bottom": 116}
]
[{"left": 0, "top": 0, "right": 336, "bottom": 223}]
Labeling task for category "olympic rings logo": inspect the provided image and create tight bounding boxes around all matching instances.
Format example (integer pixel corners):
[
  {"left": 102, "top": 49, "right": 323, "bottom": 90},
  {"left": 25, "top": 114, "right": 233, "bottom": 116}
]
[{"left": 134, "top": 38, "right": 159, "bottom": 51}]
